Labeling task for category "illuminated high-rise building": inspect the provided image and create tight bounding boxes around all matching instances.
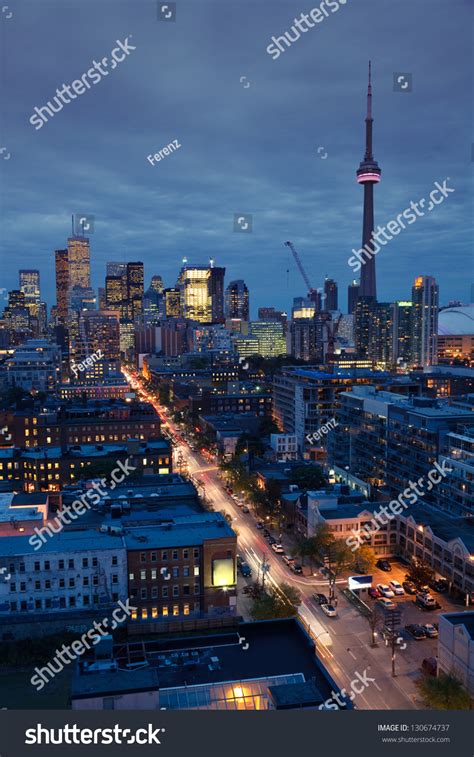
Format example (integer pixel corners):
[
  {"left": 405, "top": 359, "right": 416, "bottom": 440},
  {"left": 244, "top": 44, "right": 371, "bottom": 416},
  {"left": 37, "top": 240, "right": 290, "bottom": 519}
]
[
  {"left": 149, "top": 275, "right": 164, "bottom": 295},
  {"left": 411, "top": 276, "right": 439, "bottom": 367},
  {"left": 250, "top": 321, "right": 287, "bottom": 358},
  {"left": 67, "top": 236, "right": 90, "bottom": 290},
  {"left": 391, "top": 301, "right": 413, "bottom": 365},
  {"left": 55, "top": 249, "right": 69, "bottom": 323},
  {"left": 164, "top": 287, "right": 181, "bottom": 318},
  {"left": 225, "top": 279, "right": 249, "bottom": 321},
  {"left": 347, "top": 280, "right": 360, "bottom": 314},
  {"left": 106, "top": 262, "right": 126, "bottom": 277},
  {"left": 105, "top": 275, "right": 123, "bottom": 312},
  {"left": 123, "top": 262, "right": 144, "bottom": 324},
  {"left": 19, "top": 270, "right": 40, "bottom": 316},
  {"left": 178, "top": 262, "right": 225, "bottom": 323},
  {"left": 71, "top": 310, "right": 120, "bottom": 382}
]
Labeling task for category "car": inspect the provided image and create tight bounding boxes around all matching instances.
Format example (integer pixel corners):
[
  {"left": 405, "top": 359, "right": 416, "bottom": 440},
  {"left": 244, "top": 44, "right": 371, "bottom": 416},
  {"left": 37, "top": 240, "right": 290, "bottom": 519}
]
[
  {"left": 376, "top": 559, "right": 392, "bottom": 572},
  {"left": 236, "top": 554, "right": 243, "bottom": 567},
  {"left": 418, "top": 585, "right": 431, "bottom": 595},
  {"left": 271, "top": 543, "right": 285, "bottom": 554},
  {"left": 241, "top": 506, "right": 250, "bottom": 514},
  {"left": 290, "top": 563, "right": 303, "bottom": 575},
  {"left": 282, "top": 554, "right": 295, "bottom": 566},
  {"left": 313, "top": 593, "right": 328, "bottom": 605},
  {"left": 376, "top": 584, "right": 395, "bottom": 598},
  {"left": 368, "top": 586, "right": 381, "bottom": 599},
  {"left": 388, "top": 580, "right": 405, "bottom": 596},
  {"left": 402, "top": 580, "right": 417, "bottom": 594},
  {"left": 421, "top": 657, "right": 437, "bottom": 676},
  {"left": 430, "top": 578, "right": 449, "bottom": 593},
  {"left": 422, "top": 623, "right": 438, "bottom": 638},
  {"left": 240, "top": 562, "right": 252, "bottom": 577},
  {"left": 256, "top": 522, "right": 264, "bottom": 530},
  {"left": 405, "top": 624, "right": 427, "bottom": 640},
  {"left": 321, "top": 603, "right": 337, "bottom": 617},
  {"left": 268, "top": 536, "right": 277, "bottom": 545},
  {"left": 377, "top": 597, "right": 396, "bottom": 611},
  {"left": 263, "top": 529, "right": 270, "bottom": 538},
  {"left": 416, "top": 592, "right": 437, "bottom": 609}
]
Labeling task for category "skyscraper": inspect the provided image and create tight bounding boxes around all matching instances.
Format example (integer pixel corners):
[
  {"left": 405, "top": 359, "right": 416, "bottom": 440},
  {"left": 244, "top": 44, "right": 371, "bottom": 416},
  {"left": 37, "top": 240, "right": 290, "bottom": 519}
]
[
  {"left": 105, "top": 275, "right": 123, "bottom": 312},
  {"left": 411, "top": 276, "right": 439, "bottom": 367},
  {"left": 19, "top": 270, "right": 40, "bottom": 315},
  {"left": 123, "top": 262, "right": 144, "bottom": 324},
  {"left": 208, "top": 264, "right": 226, "bottom": 323},
  {"left": 55, "top": 249, "right": 69, "bottom": 323},
  {"left": 164, "top": 287, "right": 181, "bottom": 318},
  {"left": 178, "top": 262, "right": 225, "bottom": 323},
  {"left": 347, "top": 280, "right": 360, "bottom": 314},
  {"left": 225, "top": 280, "right": 249, "bottom": 321},
  {"left": 67, "top": 236, "right": 90, "bottom": 290},
  {"left": 324, "top": 278, "right": 338, "bottom": 311},
  {"left": 356, "top": 62, "right": 381, "bottom": 299},
  {"left": 106, "top": 262, "right": 126, "bottom": 277}
]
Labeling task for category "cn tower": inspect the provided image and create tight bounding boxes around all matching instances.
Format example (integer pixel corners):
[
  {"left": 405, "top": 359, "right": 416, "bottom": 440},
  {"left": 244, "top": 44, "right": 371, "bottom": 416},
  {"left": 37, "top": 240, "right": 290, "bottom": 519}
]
[{"left": 356, "top": 61, "right": 381, "bottom": 299}]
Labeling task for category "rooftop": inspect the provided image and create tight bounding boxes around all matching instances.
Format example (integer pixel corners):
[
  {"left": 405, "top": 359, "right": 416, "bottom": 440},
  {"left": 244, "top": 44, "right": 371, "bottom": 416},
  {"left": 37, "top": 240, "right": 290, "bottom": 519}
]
[
  {"left": 404, "top": 504, "right": 474, "bottom": 552},
  {"left": 0, "top": 528, "right": 124, "bottom": 556},
  {"left": 123, "top": 513, "right": 235, "bottom": 550},
  {"left": 440, "top": 612, "right": 474, "bottom": 638}
]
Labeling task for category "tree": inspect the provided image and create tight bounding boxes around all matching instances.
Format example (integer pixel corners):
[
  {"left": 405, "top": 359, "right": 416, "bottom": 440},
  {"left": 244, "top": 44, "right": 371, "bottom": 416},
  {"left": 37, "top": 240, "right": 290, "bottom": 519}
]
[
  {"left": 250, "top": 582, "right": 302, "bottom": 620},
  {"left": 353, "top": 544, "right": 376, "bottom": 574},
  {"left": 416, "top": 671, "right": 471, "bottom": 710},
  {"left": 235, "top": 433, "right": 264, "bottom": 458},
  {"left": 405, "top": 559, "right": 435, "bottom": 589},
  {"left": 325, "top": 539, "right": 354, "bottom": 600},
  {"left": 292, "top": 465, "right": 326, "bottom": 491},
  {"left": 366, "top": 605, "right": 385, "bottom": 646}
]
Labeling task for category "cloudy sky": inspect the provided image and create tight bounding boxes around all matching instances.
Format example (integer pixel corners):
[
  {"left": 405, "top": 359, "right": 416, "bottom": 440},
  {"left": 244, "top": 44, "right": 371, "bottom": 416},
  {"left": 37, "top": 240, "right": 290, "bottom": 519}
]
[{"left": 1, "top": 0, "right": 472, "bottom": 316}]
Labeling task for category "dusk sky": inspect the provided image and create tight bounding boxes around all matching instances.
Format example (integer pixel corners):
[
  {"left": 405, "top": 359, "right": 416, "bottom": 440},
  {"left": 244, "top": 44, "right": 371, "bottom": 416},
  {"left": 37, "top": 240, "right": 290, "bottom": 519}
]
[{"left": 1, "top": 0, "right": 472, "bottom": 315}]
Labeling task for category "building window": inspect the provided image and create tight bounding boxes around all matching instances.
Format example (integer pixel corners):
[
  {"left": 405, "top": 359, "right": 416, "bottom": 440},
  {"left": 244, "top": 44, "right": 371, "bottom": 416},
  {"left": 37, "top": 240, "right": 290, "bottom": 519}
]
[
  {"left": 83, "top": 577, "right": 89, "bottom": 586},
  {"left": 194, "top": 566, "right": 200, "bottom": 576},
  {"left": 151, "top": 569, "right": 157, "bottom": 580},
  {"left": 162, "top": 606, "right": 169, "bottom": 617},
  {"left": 69, "top": 578, "right": 75, "bottom": 588},
  {"left": 173, "top": 585, "right": 179, "bottom": 597},
  {"left": 183, "top": 585, "right": 190, "bottom": 596},
  {"left": 172, "top": 550, "right": 178, "bottom": 560},
  {"left": 152, "top": 607, "right": 158, "bottom": 619},
  {"left": 193, "top": 549, "right": 199, "bottom": 559},
  {"left": 172, "top": 567, "right": 179, "bottom": 578},
  {"left": 111, "top": 556, "right": 118, "bottom": 566},
  {"left": 82, "top": 558, "right": 88, "bottom": 568},
  {"left": 34, "top": 561, "right": 40, "bottom": 572},
  {"left": 92, "top": 557, "right": 98, "bottom": 568},
  {"left": 183, "top": 603, "right": 190, "bottom": 615},
  {"left": 151, "top": 587, "right": 158, "bottom": 599},
  {"left": 141, "top": 609, "right": 148, "bottom": 620},
  {"left": 34, "top": 580, "right": 41, "bottom": 590},
  {"left": 183, "top": 549, "right": 189, "bottom": 559},
  {"left": 44, "top": 580, "right": 51, "bottom": 590},
  {"left": 183, "top": 566, "right": 190, "bottom": 577},
  {"left": 194, "top": 583, "right": 200, "bottom": 595},
  {"left": 162, "top": 587, "right": 168, "bottom": 598},
  {"left": 173, "top": 605, "right": 179, "bottom": 616},
  {"left": 44, "top": 561, "right": 50, "bottom": 570},
  {"left": 58, "top": 559, "right": 64, "bottom": 569},
  {"left": 162, "top": 551, "right": 168, "bottom": 561},
  {"left": 141, "top": 588, "right": 147, "bottom": 600},
  {"left": 129, "top": 572, "right": 134, "bottom": 581},
  {"left": 140, "top": 552, "right": 146, "bottom": 563},
  {"left": 68, "top": 559, "right": 74, "bottom": 569},
  {"left": 151, "top": 552, "right": 157, "bottom": 562},
  {"left": 140, "top": 570, "right": 146, "bottom": 580}
]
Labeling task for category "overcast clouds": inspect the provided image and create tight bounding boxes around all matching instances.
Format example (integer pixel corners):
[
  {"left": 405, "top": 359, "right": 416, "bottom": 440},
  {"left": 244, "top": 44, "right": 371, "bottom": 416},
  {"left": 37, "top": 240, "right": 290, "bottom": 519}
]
[{"left": 0, "top": 0, "right": 472, "bottom": 315}]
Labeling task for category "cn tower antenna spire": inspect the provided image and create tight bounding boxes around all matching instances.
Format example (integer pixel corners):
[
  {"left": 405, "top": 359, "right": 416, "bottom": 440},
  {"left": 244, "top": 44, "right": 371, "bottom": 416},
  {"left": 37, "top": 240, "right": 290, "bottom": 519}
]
[{"left": 367, "top": 60, "right": 372, "bottom": 118}]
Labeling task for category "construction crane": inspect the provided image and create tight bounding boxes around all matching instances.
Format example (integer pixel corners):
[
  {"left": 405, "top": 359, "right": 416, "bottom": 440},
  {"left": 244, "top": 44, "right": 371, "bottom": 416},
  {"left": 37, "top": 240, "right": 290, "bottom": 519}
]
[{"left": 284, "top": 241, "right": 316, "bottom": 298}]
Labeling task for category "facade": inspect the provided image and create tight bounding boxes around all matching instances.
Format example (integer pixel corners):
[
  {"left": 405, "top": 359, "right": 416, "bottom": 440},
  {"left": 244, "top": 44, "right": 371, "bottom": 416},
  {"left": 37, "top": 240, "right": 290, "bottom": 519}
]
[
  {"left": 324, "top": 278, "right": 338, "bottom": 311},
  {"left": 123, "top": 262, "right": 144, "bottom": 324},
  {"left": 250, "top": 321, "right": 287, "bottom": 358},
  {"left": 225, "top": 279, "right": 249, "bottom": 321},
  {"left": 178, "top": 263, "right": 225, "bottom": 323},
  {"left": 391, "top": 301, "right": 413, "bottom": 365},
  {"left": 67, "top": 236, "right": 91, "bottom": 291},
  {"left": 163, "top": 287, "right": 181, "bottom": 317},
  {"left": 438, "top": 613, "right": 474, "bottom": 696},
  {"left": 270, "top": 434, "right": 298, "bottom": 461},
  {"left": 55, "top": 249, "right": 69, "bottom": 323},
  {"left": 347, "top": 281, "right": 359, "bottom": 315},
  {"left": 411, "top": 275, "right": 439, "bottom": 367},
  {"left": 105, "top": 275, "right": 123, "bottom": 312},
  {"left": 19, "top": 269, "right": 40, "bottom": 316},
  {"left": 5, "top": 339, "right": 61, "bottom": 392}
]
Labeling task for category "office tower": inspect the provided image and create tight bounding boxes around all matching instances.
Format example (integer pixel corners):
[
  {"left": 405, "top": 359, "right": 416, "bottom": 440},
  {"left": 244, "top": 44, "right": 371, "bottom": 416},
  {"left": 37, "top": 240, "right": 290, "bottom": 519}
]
[
  {"left": 258, "top": 307, "right": 288, "bottom": 334},
  {"left": 249, "top": 321, "right": 286, "bottom": 357},
  {"left": 324, "top": 278, "right": 338, "bottom": 311},
  {"left": 225, "top": 280, "right": 249, "bottom": 321},
  {"left": 411, "top": 275, "right": 439, "bottom": 367},
  {"left": 208, "top": 264, "right": 226, "bottom": 322},
  {"left": 178, "top": 263, "right": 225, "bottom": 323},
  {"left": 98, "top": 287, "right": 106, "bottom": 311},
  {"left": 69, "top": 286, "right": 96, "bottom": 312},
  {"left": 354, "top": 296, "right": 375, "bottom": 355},
  {"left": 290, "top": 317, "right": 318, "bottom": 362},
  {"left": 123, "top": 262, "right": 144, "bottom": 324},
  {"left": 356, "top": 62, "right": 381, "bottom": 299},
  {"left": 55, "top": 249, "right": 69, "bottom": 323},
  {"left": 149, "top": 275, "right": 164, "bottom": 295},
  {"left": 105, "top": 275, "right": 123, "bottom": 311},
  {"left": 391, "top": 301, "right": 413, "bottom": 365},
  {"left": 292, "top": 297, "right": 315, "bottom": 319},
  {"left": 348, "top": 280, "right": 360, "bottom": 314},
  {"left": 143, "top": 285, "right": 162, "bottom": 327},
  {"left": 164, "top": 287, "right": 181, "bottom": 318},
  {"left": 309, "top": 289, "right": 322, "bottom": 311},
  {"left": 106, "top": 262, "right": 126, "bottom": 277},
  {"left": 19, "top": 270, "right": 40, "bottom": 316},
  {"left": 71, "top": 310, "right": 120, "bottom": 382},
  {"left": 67, "top": 236, "right": 90, "bottom": 290}
]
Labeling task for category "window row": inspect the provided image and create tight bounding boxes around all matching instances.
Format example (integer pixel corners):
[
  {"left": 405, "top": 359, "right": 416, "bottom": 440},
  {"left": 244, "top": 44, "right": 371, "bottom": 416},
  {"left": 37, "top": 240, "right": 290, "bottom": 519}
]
[
  {"left": 8, "top": 556, "right": 119, "bottom": 573},
  {"left": 9, "top": 593, "right": 120, "bottom": 612},
  {"left": 138, "top": 548, "right": 199, "bottom": 562},
  {"left": 131, "top": 602, "right": 200, "bottom": 620},
  {"left": 130, "top": 583, "right": 200, "bottom": 600},
  {"left": 129, "top": 566, "right": 199, "bottom": 581}
]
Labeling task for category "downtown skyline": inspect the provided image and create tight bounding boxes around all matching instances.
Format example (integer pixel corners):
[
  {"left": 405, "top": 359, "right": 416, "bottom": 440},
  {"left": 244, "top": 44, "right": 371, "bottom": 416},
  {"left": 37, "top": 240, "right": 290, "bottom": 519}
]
[{"left": 1, "top": 0, "right": 472, "bottom": 313}]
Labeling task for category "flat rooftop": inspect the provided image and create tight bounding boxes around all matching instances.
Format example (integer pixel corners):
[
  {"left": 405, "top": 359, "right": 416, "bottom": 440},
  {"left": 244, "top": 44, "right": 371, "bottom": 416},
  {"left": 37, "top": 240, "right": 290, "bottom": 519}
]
[
  {"left": 124, "top": 513, "right": 235, "bottom": 550},
  {"left": 441, "top": 612, "right": 474, "bottom": 639},
  {"left": 403, "top": 504, "right": 474, "bottom": 552}
]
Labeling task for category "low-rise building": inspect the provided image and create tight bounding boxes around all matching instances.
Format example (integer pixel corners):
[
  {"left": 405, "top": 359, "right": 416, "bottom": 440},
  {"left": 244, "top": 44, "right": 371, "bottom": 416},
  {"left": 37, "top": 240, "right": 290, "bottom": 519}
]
[{"left": 438, "top": 612, "right": 474, "bottom": 696}]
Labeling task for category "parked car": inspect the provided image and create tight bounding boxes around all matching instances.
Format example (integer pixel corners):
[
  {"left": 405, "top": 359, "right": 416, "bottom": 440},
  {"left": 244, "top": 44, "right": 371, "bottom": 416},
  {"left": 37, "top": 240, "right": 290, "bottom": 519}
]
[
  {"left": 282, "top": 554, "right": 295, "bottom": 566},
  {"left": 242, "top": 585, "right": 252, "bottom": 594},
  {"left": 416, "top": 592, "right": 437, "bottom": 609},
  {"left": 256, "top": 522, "right": 264, "bottom": 529},
  {"left": 376, "top": 583, "right": 395, "bottom": 598},
  {"left": 422, "top": 623, "right": 439, "bottom": 638},
  {"left": 405, "top": 624, "right": 427, "bottom": 640},
  {"left": 271, "top": 543, "right": 285, "bottom": 554},
  {"left": 263, "top": 529, "right": 270, "bottom": 538},
  {"left": 241, "top": 506, "right": 250, "bottom": 514},
  {"left": 368, "top": 586, "right": 381, "bottom": 599},
  {"left": 377, "top": 597, "right": 396, "bottom": 611},
  {"left": 290, "top": 563, "right": 303, "bottom": 575},
  {"left": 376, "top": 559, "right": 392, "bottom": 572},
  {"left": 421, "top": 657, "right": 437, "bottom": 676},
  {"left": 388, "top": 580, "right": 405, "bottom": 596},
  {"left": 418, "top": 585, "right": 431, "bottom": 595},
  {"left": 430, "top": 578, "right": 449, "bottom": 593},
  {"left": 321, "top": 603, "right": 337, "bottom": 617},
  {"left": 268, "top": 536, "right": 277, "bottom": 545},
  {"left": 313, "top": 593, "right": 328, "bottom": 605},
  {"left": 240, "top": 562, "right": 252, "bottom": 577},
  {"left": 402, "top": 580, "right": 417, "bottom": 594}
]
